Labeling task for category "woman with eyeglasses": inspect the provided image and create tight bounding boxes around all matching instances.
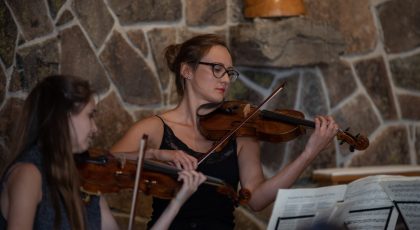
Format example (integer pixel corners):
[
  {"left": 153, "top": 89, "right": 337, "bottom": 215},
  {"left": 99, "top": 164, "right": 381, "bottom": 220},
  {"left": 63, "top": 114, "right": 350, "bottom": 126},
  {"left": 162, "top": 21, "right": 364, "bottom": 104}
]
[{"left": 111, "top": 34, "right": 338, "bottom": 229}]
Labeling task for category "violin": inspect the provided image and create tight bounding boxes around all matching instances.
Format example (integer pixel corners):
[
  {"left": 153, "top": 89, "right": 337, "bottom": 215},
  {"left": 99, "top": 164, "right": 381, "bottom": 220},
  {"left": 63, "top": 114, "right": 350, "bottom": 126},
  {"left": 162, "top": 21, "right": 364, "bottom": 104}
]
[
  {"left": 193, "top": 83, "right": 368, "bottom": 165},
  {"left": 74, "top": 148, "right": 251, "bottom": 206},
  {"left": 197, "top": 100, "right": 369, "bottom": 152}
]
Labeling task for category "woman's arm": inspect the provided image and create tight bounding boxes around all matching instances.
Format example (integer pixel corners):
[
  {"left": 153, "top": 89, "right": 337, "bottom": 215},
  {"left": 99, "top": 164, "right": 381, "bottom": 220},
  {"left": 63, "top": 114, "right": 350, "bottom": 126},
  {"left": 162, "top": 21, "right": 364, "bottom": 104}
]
[
  {"left": 111, "top": 116, "right": 198, "bottom": 170},
  {"left": 1, "top": 163, "right": 42, "bottom": 230},
  {"left": 238, "top": 116, "right": 338, "bottom": 211},
  {"left": 99, "top": 196, "right": 119, "bottom": 230},
  {"left": 110, "top": 117, "right": 162, "bottom": 154},
  {"left": 150, "top": 170, "right": 206, "bottom": 230}
]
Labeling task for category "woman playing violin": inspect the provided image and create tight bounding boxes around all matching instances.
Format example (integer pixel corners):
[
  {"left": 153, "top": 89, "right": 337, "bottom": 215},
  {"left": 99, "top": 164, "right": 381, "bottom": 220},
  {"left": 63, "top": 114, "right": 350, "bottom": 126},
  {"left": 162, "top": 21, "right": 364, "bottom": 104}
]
[
  {"left": 111, "top": 34, "right": 338, "bottom": 229},
  {"left": 0, "top": 75, "right": 205, "bottom": 230}
]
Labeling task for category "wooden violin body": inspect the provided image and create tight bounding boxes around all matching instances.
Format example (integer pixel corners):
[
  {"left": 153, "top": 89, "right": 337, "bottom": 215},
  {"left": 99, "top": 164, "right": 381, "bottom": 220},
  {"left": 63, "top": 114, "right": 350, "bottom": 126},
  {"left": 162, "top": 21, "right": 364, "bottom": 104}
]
[
  {"left": 74, "top": 148, "right": 250, "bottom": 205},
  {"left": 75, "top": 151, "right": 179, "bottom": 199},
  {"left": 198, "top": 101, "right": 369, "bottom": 152},
  {"left": 199, "top": 101, "right": 307, "bottom": 142}
]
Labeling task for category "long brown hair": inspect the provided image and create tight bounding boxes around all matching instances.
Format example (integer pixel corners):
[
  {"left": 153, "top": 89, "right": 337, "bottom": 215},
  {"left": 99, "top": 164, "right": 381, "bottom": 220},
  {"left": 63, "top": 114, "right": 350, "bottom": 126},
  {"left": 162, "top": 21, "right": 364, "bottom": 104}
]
[
  {"left": 7, "top": 75, "right": 93, "bottom": 230},
  {"left": 164, "top": 34, "right": 230, "bottom": 98}
]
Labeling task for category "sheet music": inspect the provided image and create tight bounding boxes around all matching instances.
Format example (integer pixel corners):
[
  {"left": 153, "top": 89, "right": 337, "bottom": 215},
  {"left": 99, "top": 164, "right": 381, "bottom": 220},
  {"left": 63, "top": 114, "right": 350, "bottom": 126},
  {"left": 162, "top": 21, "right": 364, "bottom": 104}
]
[
  {"left": 327, "top": 200, "right": 398, "bottom": 230},
  {"left": 326, "top": 176, "right": 402, "bottom": 229},
  {"left": 379, "top": 177, "right": 420, "bottom": 201},
  {"left": 268, "top": 175, "right": 420, "bottom": 230},
  {"left": 267, "top": 185, "right": 346, "bottom": 230},
  {"left": 343, "top": 175, "right": 399, "bottom": 208},
  {"left": 380, "top": 178, "right": 420, "bottom": 229}
]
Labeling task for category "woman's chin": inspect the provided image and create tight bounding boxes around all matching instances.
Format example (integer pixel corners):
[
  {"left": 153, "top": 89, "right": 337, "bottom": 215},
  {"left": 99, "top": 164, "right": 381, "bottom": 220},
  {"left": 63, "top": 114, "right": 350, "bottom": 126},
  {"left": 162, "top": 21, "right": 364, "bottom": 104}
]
[{"left": 73, "top": 145, "right": 89, "bottom": 154}]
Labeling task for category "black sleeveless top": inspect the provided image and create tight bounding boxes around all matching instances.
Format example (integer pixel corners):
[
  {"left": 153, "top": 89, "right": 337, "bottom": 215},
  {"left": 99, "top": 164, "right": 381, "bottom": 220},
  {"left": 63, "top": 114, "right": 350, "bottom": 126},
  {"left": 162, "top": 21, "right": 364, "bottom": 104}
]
[
  {"left": 0, "top": 145, "right": 101, "bottom": 230},
  {"left": 147, "top": 116, "right": 240, "bottom": 230}
]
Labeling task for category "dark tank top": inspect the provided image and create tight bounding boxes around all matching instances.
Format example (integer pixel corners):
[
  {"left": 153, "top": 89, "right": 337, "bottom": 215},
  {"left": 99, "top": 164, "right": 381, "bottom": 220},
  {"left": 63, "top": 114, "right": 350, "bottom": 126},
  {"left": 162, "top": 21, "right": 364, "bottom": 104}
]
[
  {"left": 147, "top": 116, "right": 240, "bottom": 230},
  {"left": 0, "top": 145, "right": 101, "bottom": 230}
]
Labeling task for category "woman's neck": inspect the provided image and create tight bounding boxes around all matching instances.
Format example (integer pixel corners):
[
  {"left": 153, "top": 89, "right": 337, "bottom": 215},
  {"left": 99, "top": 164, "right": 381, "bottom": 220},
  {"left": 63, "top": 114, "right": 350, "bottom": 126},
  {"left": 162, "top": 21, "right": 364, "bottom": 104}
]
[{"left": 174, "top": 95, "right": 202, "bottom": 127}]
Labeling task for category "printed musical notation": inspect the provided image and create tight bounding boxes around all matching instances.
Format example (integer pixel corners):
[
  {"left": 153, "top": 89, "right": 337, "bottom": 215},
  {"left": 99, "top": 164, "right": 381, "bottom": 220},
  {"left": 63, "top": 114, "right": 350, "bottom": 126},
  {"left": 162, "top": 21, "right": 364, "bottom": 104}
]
[{"left": 268, "top": 175, "right": 420, "bottom": 230}]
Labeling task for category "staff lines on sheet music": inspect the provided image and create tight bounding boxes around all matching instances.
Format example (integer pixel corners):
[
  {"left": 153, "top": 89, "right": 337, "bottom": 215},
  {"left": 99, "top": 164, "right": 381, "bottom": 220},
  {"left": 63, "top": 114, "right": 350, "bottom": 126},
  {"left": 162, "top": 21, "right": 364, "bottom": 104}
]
[
  {"left": 393, "top": 201, "right": 420, "bottom": 230},
  {"left": 346, "top": 206, "right": 393, "bottom": 230},
  {"left": 274, "top": 214, "right": 316, "bottom": 230}
]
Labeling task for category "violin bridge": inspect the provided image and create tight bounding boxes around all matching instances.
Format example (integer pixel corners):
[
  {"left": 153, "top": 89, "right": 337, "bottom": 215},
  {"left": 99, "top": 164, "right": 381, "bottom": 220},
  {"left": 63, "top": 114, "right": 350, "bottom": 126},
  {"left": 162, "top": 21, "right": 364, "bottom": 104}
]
[
  {"left": 117, "top": 154, "right": 126, "bottom": 169},
  {"left": 243, "top": 104, "right": 251, "bottom": 117}
]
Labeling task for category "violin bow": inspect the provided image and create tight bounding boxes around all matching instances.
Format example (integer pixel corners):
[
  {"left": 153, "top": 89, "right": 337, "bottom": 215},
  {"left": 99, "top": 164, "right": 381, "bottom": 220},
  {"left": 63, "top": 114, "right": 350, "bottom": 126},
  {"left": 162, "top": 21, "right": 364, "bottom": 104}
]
[
  {"left": 128, "top": 134, "right": 148, "bottom": 230},
  {"left": 198, "top": 82, "right": 286, "bottom": 165}
]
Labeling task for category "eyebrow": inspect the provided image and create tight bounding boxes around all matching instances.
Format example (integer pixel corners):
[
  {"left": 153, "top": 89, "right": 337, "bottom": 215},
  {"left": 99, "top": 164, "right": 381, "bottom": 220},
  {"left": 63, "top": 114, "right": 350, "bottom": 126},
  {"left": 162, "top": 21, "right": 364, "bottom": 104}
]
[{"left": 201, "top": 61, "right": 234, "bottom": 69}]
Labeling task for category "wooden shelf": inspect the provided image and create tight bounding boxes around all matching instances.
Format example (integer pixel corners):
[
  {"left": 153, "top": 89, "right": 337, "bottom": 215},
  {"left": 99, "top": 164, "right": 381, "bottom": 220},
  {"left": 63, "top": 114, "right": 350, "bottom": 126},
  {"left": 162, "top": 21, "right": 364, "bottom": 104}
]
[{"left": 312, "top": 165, "right": 420, "bottom": 185}]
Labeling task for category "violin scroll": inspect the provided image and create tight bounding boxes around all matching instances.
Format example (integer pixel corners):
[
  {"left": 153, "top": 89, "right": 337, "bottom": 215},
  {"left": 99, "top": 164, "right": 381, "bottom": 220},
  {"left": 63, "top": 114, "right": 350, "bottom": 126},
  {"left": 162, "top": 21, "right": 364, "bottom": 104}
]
[
  {"left": 336, "top": 128, "right": 369, "bottom": 152},
  {"left": 215, "top": 186, "right": 252, "bottom": 207},
  {"left": 238, "top": 188, "right": 252, "bottom": 205}
]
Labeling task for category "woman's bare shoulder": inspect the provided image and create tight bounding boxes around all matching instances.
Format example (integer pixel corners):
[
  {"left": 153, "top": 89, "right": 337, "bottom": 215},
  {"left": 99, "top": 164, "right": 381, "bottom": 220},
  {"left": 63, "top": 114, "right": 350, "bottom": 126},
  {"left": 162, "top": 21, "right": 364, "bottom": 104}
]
[
  {"left": 5, "top": 163, "right": 42, "bottom": 191},
  {"left": 111, "top": 115, "right": 165, "bottom": 152},
  {"left": 1, "top": 163, "right": 42, "bottom": 223},
  {"left": 131, "top": 115, "right": 164, "bottom": 131},
  {"left": 7, "top": 163, "right": 41, "bottom": 179}
]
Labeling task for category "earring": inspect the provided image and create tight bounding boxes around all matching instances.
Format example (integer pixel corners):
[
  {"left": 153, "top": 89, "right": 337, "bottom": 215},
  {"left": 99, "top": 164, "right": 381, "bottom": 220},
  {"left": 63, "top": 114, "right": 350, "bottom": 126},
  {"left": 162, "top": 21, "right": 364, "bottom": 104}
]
[{"left": 185, "top": 75, "right": 192, "bottom": 80}]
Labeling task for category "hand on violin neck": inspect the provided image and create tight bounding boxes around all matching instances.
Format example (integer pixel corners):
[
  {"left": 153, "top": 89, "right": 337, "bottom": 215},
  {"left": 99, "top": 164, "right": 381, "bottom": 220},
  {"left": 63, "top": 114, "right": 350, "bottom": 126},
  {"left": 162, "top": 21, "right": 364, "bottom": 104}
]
[
  {"left": 148, "top": 149, "right": 198, "bottom": 170},
  {"left": 174, "top": 170, "right": 206, "bottom": 204},
  {"left": 303, "top": 116, "right": 338, "bottom": 160}
]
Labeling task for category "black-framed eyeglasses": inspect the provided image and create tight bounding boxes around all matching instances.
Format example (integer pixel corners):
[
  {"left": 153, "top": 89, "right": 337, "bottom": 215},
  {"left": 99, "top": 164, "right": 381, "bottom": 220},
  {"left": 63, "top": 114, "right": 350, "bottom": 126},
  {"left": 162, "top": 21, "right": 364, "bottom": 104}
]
[{"left": 198, "top": 61, "right": 239, "bottom": 82}]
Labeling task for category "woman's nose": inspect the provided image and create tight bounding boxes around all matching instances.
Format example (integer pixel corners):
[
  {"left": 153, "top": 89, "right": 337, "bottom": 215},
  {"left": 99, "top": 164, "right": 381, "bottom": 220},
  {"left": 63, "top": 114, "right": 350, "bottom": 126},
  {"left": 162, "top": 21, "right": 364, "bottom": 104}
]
[
  {"left": 92, "top": 120, "right": 98, "bottom": 134},
  {"left": 221, "top": 72, "right": 231, "bottom": 83}
]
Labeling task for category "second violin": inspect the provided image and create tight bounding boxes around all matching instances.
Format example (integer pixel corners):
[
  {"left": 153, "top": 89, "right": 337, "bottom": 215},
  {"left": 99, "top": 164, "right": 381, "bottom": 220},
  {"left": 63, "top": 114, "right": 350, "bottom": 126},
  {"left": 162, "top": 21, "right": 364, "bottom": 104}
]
[{"left": 74, "top": 148, "right": 251, "bottom": 206}]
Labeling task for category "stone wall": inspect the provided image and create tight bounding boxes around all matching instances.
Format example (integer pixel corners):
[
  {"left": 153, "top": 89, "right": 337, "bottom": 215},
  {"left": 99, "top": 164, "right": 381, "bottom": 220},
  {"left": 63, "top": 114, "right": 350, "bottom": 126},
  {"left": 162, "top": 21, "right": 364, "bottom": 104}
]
[{"left": 0, "top": 0, "right": 419, "bottom": 229}]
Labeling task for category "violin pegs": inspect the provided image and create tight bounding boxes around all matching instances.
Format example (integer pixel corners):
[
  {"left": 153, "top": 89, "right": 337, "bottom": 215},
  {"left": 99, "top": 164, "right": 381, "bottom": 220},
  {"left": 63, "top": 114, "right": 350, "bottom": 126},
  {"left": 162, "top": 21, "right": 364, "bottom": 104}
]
[
  {"left": 356, "top": 133, "right": 360, "bottom": 138},
  {"left": 345, "top": 127, "right": 350, "bottom": 132}
]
